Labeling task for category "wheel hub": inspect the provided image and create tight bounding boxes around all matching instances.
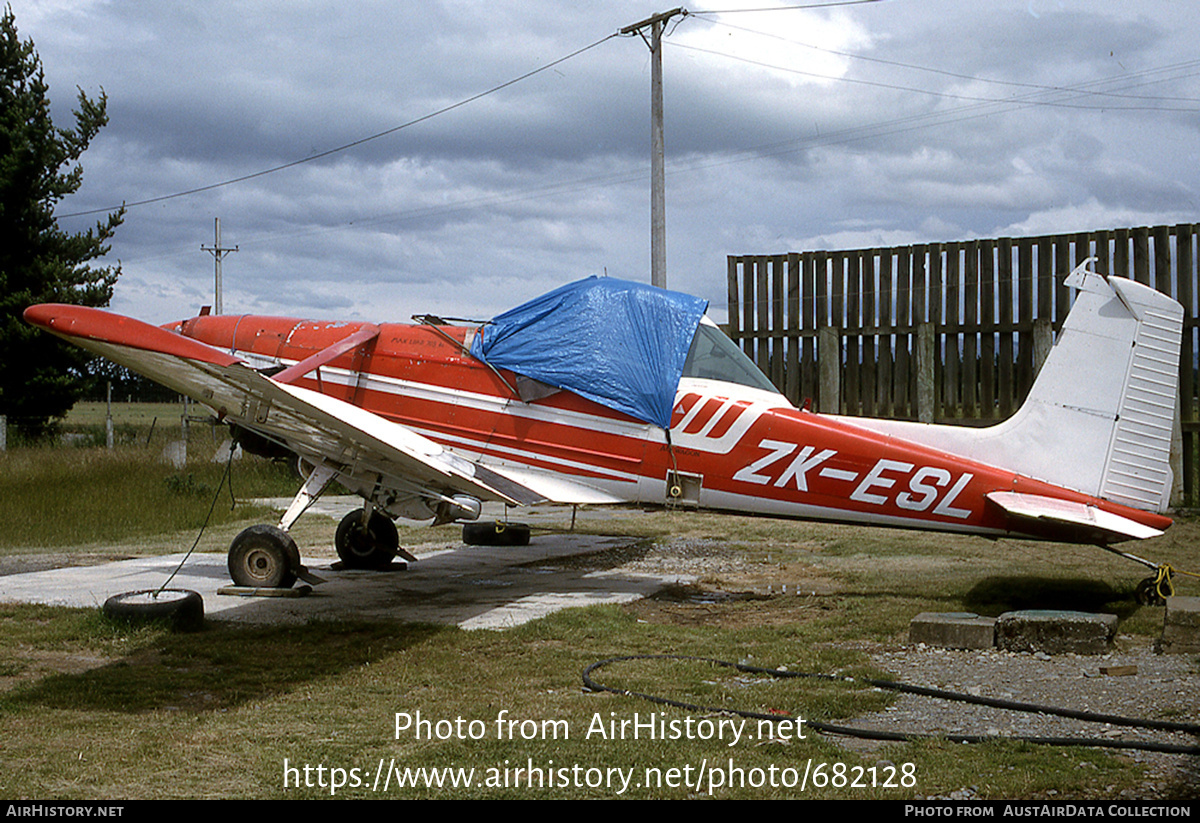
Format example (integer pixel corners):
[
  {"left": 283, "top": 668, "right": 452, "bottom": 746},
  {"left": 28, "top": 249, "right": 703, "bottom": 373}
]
[{"left": 245, "top": 548, "right": 280, "bottom": 582}]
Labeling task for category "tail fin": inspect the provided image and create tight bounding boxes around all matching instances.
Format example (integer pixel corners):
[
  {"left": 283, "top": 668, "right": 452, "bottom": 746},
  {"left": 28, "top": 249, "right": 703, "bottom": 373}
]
[
  {"left": 838, "top": 261, "right": 1184, "bottom": 513},
  {"left": 1005, "top": 262, "right": 1183, "bottom": 511}
]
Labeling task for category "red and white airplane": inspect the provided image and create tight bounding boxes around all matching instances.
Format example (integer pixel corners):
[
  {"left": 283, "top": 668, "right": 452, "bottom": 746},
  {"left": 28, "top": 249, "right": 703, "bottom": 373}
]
[{"left": 23, "top": 262, "right": 1184, "bottom": 600}]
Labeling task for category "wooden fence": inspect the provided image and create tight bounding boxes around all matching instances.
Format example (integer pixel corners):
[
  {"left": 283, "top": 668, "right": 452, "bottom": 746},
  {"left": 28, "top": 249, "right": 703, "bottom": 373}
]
[{"left": 726, "top": 224, "right": 1200, "bottom": 506}]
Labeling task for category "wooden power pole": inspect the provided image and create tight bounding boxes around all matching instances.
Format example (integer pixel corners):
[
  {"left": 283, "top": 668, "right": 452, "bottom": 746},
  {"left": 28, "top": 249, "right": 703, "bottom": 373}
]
[
  {"left": 201, "top": 217, "right": 238, "bottom": 315},
  {"left": 622, "top": 8, "right": 684, "bottom": 290}
]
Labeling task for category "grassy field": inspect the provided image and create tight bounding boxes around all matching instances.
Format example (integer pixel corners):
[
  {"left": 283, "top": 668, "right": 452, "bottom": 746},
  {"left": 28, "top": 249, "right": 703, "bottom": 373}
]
[
  {"left": 0, "top": 403, "right": 297, "bottom": 551},
  {"left": 0, "top": 404, "right": 1197, "bottom": 799}
]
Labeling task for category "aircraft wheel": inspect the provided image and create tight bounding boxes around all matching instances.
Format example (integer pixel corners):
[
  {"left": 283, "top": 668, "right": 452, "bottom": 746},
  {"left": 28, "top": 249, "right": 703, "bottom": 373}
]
[
  {"left": 102, "top": 588, "right": 204, "bottom": 632},
  {"left": 1135, "top": 576, "right": 1166, "bottom": 606},
  {"left": 228, "top": 525, "right": 300, "bottom": 588},
  {"left": 462, "top": 521, "right": 531, "bottom": 547},
  {"left": 336, "top": 509, "right": 399, "bottom": 569}
]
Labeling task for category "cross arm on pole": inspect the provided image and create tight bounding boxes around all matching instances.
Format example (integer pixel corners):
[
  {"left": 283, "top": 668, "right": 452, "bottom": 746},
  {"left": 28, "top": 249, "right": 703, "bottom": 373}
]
[{"left": 620, "top": 7, "right": 686, "bottom": 39}]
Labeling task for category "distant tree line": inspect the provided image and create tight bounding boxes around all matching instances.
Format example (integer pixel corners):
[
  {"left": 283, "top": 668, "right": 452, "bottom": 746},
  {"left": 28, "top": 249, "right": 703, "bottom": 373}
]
[{"left": 79, "top": 358, "right": 179, "bottom": 403}]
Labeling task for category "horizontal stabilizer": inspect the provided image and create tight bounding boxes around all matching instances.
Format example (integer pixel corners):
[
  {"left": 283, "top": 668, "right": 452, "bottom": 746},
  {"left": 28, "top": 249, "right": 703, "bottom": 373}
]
[{"left": 986, "top": 491, "right": 1163, "bottom": 543}]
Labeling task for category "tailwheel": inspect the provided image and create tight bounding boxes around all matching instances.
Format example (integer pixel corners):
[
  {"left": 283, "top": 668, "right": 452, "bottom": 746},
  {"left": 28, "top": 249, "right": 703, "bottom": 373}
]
[
  {"left": 1135, "top": 567, "right": 1173, "bottom": 606},
  {"left": 228, "top": 525, "right": 301, "bottom": 588},
  {"left": 336, "top": 508, "right": 399, "bottom": 569},
  {"left": 462, "top": 521, "right": 531, "bottom": 547}
]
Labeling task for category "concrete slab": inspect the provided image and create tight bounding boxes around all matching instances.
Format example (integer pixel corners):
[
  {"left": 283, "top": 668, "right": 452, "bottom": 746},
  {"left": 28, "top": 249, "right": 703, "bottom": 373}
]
[
  {"left": 909, "top": 611, "right": 996, "bottom": 649},
  {"left": 995, "top": 609, "right": 1118, "bottom": 655},
  {"left": 0, "top": 534, "right": 685, "bottom": 630},
  {"left": 1159, "top": 596, "right": 1200, "bottom": 654}
]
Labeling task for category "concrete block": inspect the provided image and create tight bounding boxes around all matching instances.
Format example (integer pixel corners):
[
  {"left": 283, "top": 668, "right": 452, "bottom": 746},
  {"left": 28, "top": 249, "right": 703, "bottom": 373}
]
[
  {"left": 909, "top": 612, "right": 996, "bottom": 649},
  {"left": 1159, "top": 596, "right": 1200, "bottom": 655},
  {"left": 995, "top": 610, "right": 1117, "bottom": 655}
]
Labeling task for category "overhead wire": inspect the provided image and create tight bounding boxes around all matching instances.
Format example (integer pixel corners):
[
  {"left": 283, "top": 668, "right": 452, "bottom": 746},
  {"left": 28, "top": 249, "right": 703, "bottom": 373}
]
[
  {"left": 70, "top": 7, "right": 1199, "bottom": 265},
  {"left": 58, "top": 32, "right": 620, "bottom": 219},
  {"left": 686, "top": 11, "right": 1200, "bottom": 106},
  {"left": 670, "top": 40, "right": 1200, "bottom": 112}
]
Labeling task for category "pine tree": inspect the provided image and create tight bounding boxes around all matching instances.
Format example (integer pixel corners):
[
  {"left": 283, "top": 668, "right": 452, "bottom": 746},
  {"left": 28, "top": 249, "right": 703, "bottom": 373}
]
[{"left": 0, "top": 6, "right": 124, "bottom": 438}]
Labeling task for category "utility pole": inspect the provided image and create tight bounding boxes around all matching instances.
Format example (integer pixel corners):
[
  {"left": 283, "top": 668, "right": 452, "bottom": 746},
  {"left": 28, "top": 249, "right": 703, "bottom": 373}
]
[
  {"left": 201, "top": 217, "right": 237, "bottom": 315},
  {"left": 622, "top": 8, "right": 684, "bottom": 290}
]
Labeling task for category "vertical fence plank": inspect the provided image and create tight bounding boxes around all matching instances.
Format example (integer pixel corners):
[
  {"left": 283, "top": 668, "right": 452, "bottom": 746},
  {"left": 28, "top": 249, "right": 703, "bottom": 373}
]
[
  {"left": 1053, "top": 235, "right": 1071, "bottom": 330},
  {"left": 801, "top": 253, "right": 817, "bottom": 404},
  {"left": 997, "top": 237, "right": 1014, "bottom": 418},
  {"left": 1017, "top": 238, "right": 1035, "bottom": 402},
  {"left": 786, "top": 253, "right": 801, "bottom": 406},
  {"left": 878, "top": 247, "right": 894, "bottom": 417},
  {"left": 741, "top": 257, "right": 755, "bottom": 363},
  {"left": 755, "top": 257, "right": 770, "bottom": 376},
  {"left": 944, "top": 244, "right": 961, "bottom": 416},
  {"left": 979, "top": 239, "right": 995, "bottom": 421},
  {"left": 895, "top": 246, "right": 912, "bottom": 418},
  {"left": 1094, "top": 230, "right": 1111, "bottom": 277},
  {"left": 912, "top": 243, "right": 928, "bottom": 326},
  {"left": 928, "top": 243, "right": 943, "bottom": 422},
  {"left": 1133, "top": 227, "right": 1150, "bottom": 285},
  {"left": 1115, "top": 228, "right": 1131, "bottom": 279},
  {"left": 844, "top": 252, "right": 861, "bottom": 416},
  {"left": 1177, "top": 225, "right": 1196, "bottom": 504},
  {"left": 863, "top": 249, "right": 878, "bottom": 418},
  {"left": 770, "top": 255, "right": 785, "bottom": 389},
  {"left": 1153, "top": 225, "right": 1172, "bottom": 294},
  {"left": 963, "top": 241, "right": 979, "bottom": 419},
  {"left": 727, "top": 255, "right": 740, "bottom": 340}
]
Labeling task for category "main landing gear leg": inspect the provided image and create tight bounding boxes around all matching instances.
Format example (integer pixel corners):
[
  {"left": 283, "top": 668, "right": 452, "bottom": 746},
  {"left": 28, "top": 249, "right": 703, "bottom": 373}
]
[{"left": 226, "top": 462, "right": 334, "bottom": 588}]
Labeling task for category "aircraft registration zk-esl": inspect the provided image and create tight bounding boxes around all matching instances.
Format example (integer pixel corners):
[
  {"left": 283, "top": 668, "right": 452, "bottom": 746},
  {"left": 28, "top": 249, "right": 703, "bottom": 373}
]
[{"left": 23, "top": 261, "right": 1186, "bottom": 602}]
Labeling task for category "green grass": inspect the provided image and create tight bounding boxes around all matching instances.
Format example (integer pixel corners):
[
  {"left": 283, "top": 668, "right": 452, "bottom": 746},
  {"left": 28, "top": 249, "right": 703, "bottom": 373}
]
[
  {"left": 1, "top": 404, "right": 1198, "bottom": 798},
  {"left": 0, "top": 402, "right": 300, "bottom": 550},
  {"left": 0, "top": 601, "right": 1178, "bottom": 799}
]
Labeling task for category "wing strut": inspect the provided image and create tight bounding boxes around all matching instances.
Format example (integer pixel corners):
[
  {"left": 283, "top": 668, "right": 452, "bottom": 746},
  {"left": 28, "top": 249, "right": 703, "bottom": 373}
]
[
  {"left": 272, "top": 324, "right": 381, "bottom": 384},
  {"left": 279, "top": 463, "right": 339, "bottom": 532}
]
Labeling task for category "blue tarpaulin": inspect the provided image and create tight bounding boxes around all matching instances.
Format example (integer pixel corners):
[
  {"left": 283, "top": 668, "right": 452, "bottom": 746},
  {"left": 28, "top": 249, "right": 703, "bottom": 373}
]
[{"left": 469, "top": 277, "right": 708, "bottom": 429}]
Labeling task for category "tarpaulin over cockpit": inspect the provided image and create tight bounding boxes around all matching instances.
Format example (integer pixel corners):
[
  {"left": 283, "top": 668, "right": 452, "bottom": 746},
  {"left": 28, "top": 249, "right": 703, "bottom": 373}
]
[{"left": 469, "top": 276, "right": 708, "bottom": 430}]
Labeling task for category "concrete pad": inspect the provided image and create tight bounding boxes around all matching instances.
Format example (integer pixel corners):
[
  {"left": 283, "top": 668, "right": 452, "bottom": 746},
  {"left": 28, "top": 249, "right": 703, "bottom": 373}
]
[
  {"left": 995, "top": 609, "right": 1118, "bottom": 655},
  {"left": 0, "top": 534, "right": 685, "bottom": 630},
  {"left": 909, "top": 611, "right": 996, "bottom": 649},
  {"left": 1159, "top": 596, "right": 1200, "bottom": 654}
]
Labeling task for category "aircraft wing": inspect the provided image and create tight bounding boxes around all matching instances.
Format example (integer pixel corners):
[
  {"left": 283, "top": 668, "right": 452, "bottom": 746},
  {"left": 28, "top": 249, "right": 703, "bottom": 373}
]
[{"left": 22, "top": 304, "right": 544, "bottom": 509}]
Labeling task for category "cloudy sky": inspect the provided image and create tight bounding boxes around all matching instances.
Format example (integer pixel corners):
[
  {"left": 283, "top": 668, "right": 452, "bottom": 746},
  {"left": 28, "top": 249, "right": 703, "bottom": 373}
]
[{"left": 12, "top": 0, "right": 1200, "bottom": 325}]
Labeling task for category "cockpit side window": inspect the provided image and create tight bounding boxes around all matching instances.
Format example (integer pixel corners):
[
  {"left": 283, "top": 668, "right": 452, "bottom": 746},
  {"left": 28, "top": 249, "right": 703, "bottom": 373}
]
[{"left": 682, "top": 324, "right": 781, "bottom": 393}]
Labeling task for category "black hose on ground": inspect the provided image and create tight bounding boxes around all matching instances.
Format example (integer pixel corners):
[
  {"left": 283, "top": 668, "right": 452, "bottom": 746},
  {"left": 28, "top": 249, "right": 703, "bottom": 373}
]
[{"left": 581, "top": 654, "right": 1200, "bottom": 755}]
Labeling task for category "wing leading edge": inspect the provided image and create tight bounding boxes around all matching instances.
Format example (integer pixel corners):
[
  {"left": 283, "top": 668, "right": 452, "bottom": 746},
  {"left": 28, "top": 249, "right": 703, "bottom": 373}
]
[{"left": 23, "top": 303, "right": 544, "bottom": 511}]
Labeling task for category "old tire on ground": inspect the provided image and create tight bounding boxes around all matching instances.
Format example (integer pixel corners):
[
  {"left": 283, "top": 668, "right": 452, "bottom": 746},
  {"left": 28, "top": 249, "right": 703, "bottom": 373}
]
[
  {"left": 336, "top": 508, "right": 399, "bottom": 569},
  {"left": 228, "top": 524, "right": 301, "bottom": 588},
  {"left": 462, "top": 521, "right": 531, "bottom": 547},
  {"left": 102, "top": 589, "right": 205, "bottom": 632}
]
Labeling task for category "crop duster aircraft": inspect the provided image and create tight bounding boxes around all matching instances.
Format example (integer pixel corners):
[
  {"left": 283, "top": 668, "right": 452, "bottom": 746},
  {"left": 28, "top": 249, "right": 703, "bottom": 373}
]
[{"left": 23, "top": 264, "right": 1185, "bottom": 600}]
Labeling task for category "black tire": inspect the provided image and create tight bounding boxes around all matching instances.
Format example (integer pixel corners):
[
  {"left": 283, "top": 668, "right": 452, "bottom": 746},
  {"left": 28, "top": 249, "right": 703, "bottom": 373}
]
[
  {"left": 462, "top": 521, "right": 531, "bottom": 547},
  {"left": 336, "top": 508, "right": 400, "bottom": 569},
  {"left": 228, "top": 525, "right": 301, "bottom": 588},
  {"left": 102, "top": 589, "right": 204, "bottom": 632}
]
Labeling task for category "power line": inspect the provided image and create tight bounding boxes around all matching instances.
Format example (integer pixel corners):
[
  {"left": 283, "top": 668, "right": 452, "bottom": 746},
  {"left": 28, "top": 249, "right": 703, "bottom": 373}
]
[
  {"left": 58, "top": 32, "right": 619, "bottom": 219},
  {"left": 686, "top": 11, "right": 1200, "bottom": 106},
  {"left": 671, "top": 40, "right": 1200, "bottom": 112},
  {"left": 112, "top": 45, "right": 1200, "bottom": 271},
  {"left": 694, "top": 0, "right": 883, "bottom": 12}
]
